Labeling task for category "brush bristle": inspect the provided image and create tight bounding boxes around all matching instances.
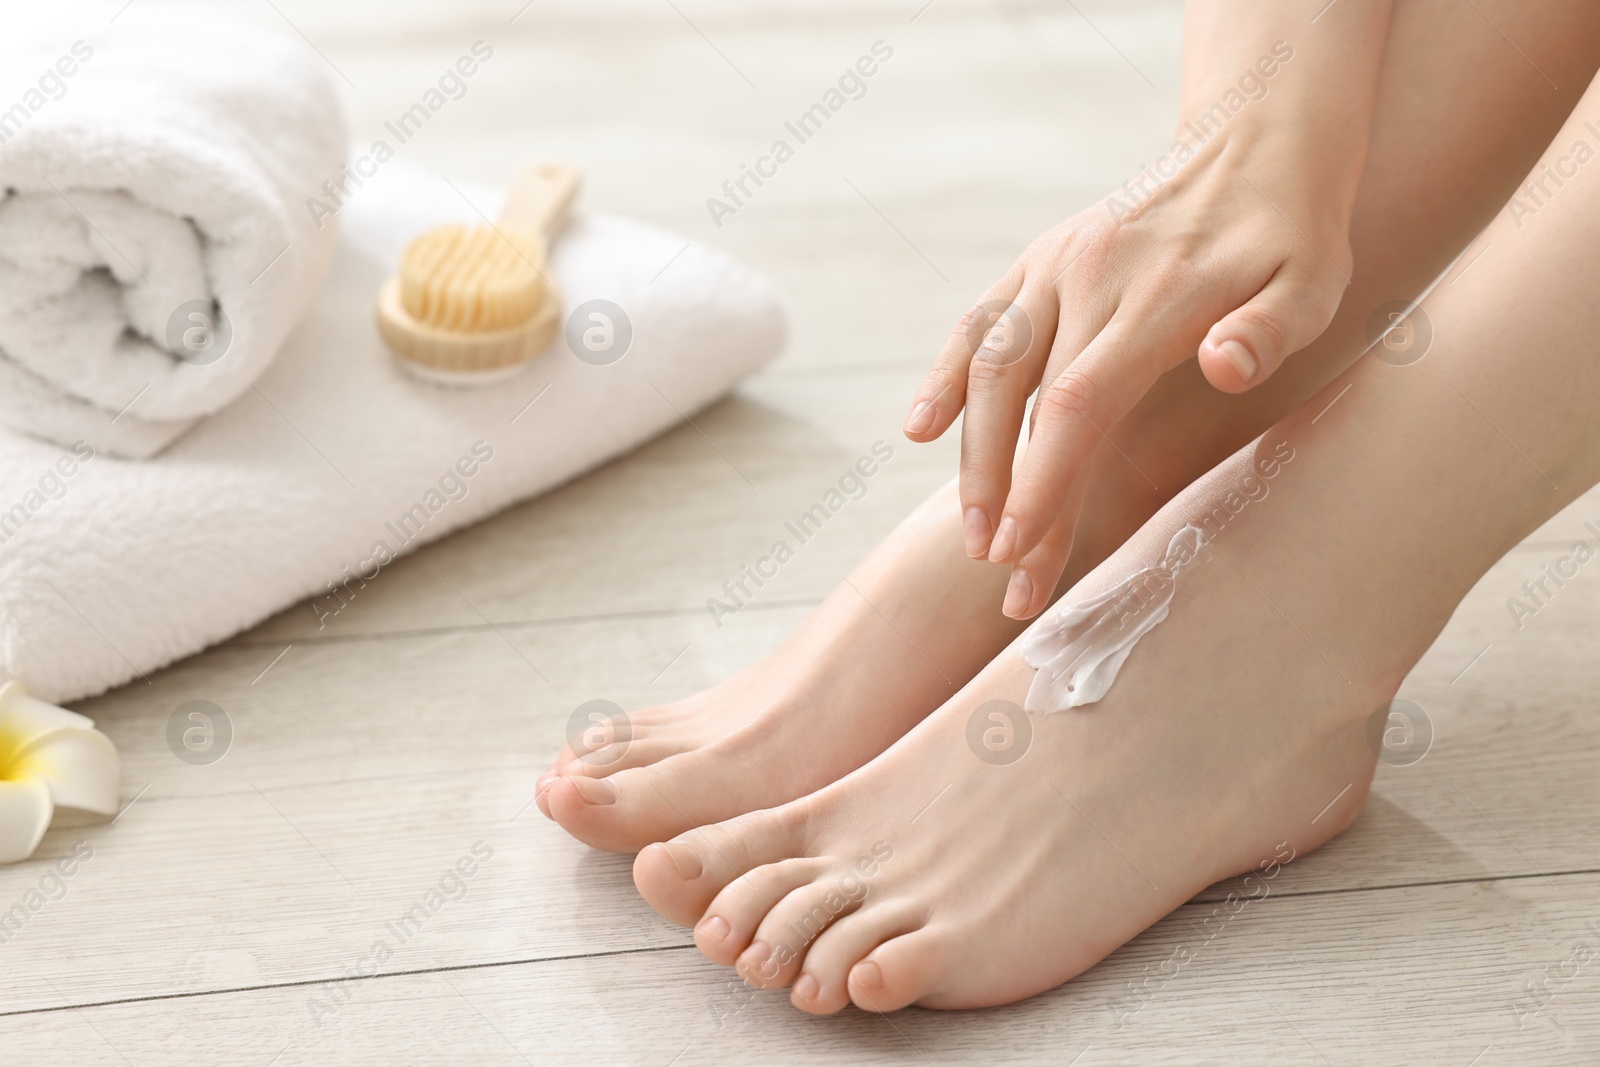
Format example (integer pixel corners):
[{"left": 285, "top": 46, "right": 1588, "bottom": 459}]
[{"left": 398, "top": 225, "right": 547, "bottom": 332}]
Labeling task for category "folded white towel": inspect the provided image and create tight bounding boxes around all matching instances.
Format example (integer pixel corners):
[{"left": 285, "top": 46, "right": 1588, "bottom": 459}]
[
  {"left": 0, "top": 161, "right": 786, "bottom": 703},
  {"left": 0, "top": 5, "right": 346, "bottom": 458}
]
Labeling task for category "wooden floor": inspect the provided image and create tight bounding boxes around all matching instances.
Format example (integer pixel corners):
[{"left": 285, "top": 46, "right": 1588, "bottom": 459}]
[{"left": 4, "top": 1, "right": 1598, "bottom": 1062}]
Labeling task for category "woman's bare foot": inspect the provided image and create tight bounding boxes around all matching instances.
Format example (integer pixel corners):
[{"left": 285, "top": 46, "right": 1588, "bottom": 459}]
[
  {"left": 630, "top": 405, "right": 1505, "bottom": 1011},
  {"left": 536, "top": 456, "right": 1170, "bottom": 852}
]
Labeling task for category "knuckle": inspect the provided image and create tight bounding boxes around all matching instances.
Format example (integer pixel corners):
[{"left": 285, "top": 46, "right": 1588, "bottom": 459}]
[
  {"left": 1232, "top": 303, "right": 1290, "bottom": 354},
  {"left": 972, "top": 317, "right": 1033, "bottom": 367},
  {"left": 950, "top": 303, "right": 989, "bottom": 343},
  {"left": 955, "top": 296, "right": 1031, "bottom": 354},
  {"left": 966, "top": 354, "right": 1015, "bottom": 388},
  {"left": 1037, "top": 370, "right": 1100, "bottom": 423},
  {"left": 1072, "top": 223, "right": 1121, "bottom": 269},
  {"left": 947, "top": 313, "right": 976, "bottom": 344},
  {"left": 917, "top": 369, "right": 952, "bottom": 400},
  {"left": 954, "top": 297, "right": 1001, "bottom": 340},
  {"left": 1041, "top": 222, "right": 1119, "bottom": 287}
]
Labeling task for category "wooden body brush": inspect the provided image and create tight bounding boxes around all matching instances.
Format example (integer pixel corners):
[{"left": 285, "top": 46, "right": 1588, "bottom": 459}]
[{"left": 377, "top": 162, "right": 580, "bottom": 382}]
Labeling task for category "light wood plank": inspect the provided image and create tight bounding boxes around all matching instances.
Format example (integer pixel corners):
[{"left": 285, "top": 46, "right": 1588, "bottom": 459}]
[{"left": 3, "top": 875, "right": 1595, "bottom": 1065}]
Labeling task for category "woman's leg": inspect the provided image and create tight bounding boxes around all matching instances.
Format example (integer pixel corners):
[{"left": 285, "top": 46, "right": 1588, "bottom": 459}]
[
  {"left": 540, "top": 0, "right": 1600, "bottom": 853},
  {"left": 635, "top": 65, "right": 1600, "bottom": 1013}
]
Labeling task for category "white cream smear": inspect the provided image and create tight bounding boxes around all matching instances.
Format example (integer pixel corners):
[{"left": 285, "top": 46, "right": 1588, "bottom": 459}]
[{"left": 1021, "top": 525, "right": 1209, "bottom": 713}]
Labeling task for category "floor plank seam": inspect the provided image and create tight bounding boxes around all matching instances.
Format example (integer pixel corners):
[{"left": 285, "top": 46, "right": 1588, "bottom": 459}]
[
  {"left": 1194, "top": 864, "right": 1600, "bottom": 905},
  {"left": 9, "top": 867, "right": 1598, "bottom": 1020},
  {"left": 0, "top": 943, "right": 696, "bottom": 1022},
  {"left": 117, "top": 763, "right": 538, "bottom": 798}
]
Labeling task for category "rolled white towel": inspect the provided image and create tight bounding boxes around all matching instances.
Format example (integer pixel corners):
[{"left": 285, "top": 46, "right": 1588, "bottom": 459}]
[
  {"left": 0, "top": 161, "right": 787, "bottom": 703},
  {"left": 0, "top": 4, "right": 347, "bottom": 458}
]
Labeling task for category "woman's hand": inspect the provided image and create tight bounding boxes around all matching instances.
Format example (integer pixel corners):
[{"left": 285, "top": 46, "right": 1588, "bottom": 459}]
[
  {"left": 905, "top": 0, "right": 1397, "bottom": 620},
  {"left": 904, "top": 129, "right": 1354, "bottom": 619}
]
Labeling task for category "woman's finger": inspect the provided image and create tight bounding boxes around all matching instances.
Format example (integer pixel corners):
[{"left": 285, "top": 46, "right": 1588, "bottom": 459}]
[
  {"left": 963, "top": 243, "right": 1117, "bottom": 559},
  {"left": 988, "top": 315, "right": 1168, "bottom": 566},
  {"left": 1001, "top": 474, "right": 1091, "bottom": 619},
  {"left": 1197, "top": 259, "right": 1344, "bottom": 393},
  {"left": 903, "top": 264, "right": 1026, "bottom": 441},
  {"left": 956, "top": 279, "right": 1057, "bottom": 557}
]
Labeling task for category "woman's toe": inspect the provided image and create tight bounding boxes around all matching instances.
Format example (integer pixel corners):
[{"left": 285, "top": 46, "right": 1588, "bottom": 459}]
[
  {"left": 790, "top": 902, "right": 922, "bottom": 1014},
  {"left": 694, "top": 857, "right": 824, "bottom": 967},
  {"left": 545, "top": 747, "right": 720, "bottom": 852},
  {"left": 537, "top": 737, "right": 686, "bottom": 819},
  {"left": 550, "top": 739, "right": 800, "bottom": 857},
  {"left": 848, "top": 928, "right": 950, "bottom": 1013},
  {"left": 737, "top": 876, "right": 866, "bottom": 990},
  {"left": 634, "top": 806, "right": 810, "bottom": 926}
]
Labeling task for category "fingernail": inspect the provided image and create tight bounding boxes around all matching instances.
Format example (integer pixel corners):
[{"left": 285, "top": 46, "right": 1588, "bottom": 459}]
[
  {"left": 852, "top": 960, "right": 884, "bottom": 991},
  {"left": 1217, "top": 339, "right": 1258, "bottom": 383},
  {"left": 794, "top": 973, "right": 820, "bottom": 1001},
  {"left": 568, "top": 776, "right": 616, "bottom": 806},
  {"left": 962, "top": 507, "right": 992, "bottom": 558},
  {"left": 1003, "top": 569, "right": 1034, "bottom": 617},
  {"left": 990, "top": 517, "right": 1018, "bottom": 562},
  {"left": 700, "top": 915, "right": 730, "bottom": 942},
  {"left": 658, "top": 841, "right": 702, "bottom": 880},
  {"left": 904, "top": 400, "right": 935, "bottom": 435}
]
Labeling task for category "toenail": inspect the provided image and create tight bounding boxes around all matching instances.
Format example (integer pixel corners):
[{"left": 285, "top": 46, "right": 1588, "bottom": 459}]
[
  {"left": 699, "top": 915, "right": 730, "bottom": 942},
  {"left": 568, "top": 777, "right": 616, "bottom": 805},
  {"left": 657, "top": 842, "right": 702, "bottom": 880},
  {"left": 962, "top": 507, "right": 993, "bottom": 558},
  {"left": 1217, "top": 338, "right": 1258, "bottom": 382},
  {"left": 990, "top": 517, "right": 1018, "bottom": 561},
  {"left": 535, "top": 772, "right": 558, "bottom": 796},
  {"left": 739, "top": 942, "right": 773, "bottom": 984},
  {"left": 851, "top": 960, "right": 884, "bottom": 990},
  {"left": 793, "top": 974, "right": 820, "bottom": 1002},
  {"left": 1003, "top": 569, "right": 1034, "bottom": 617}
]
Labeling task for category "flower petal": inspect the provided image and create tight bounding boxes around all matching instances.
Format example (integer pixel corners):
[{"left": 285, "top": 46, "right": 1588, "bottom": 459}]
[
  {"left": 0, "top": 682, "right": 95, "bottom": 767},
  {"left": 13, "top": 728, "right": 121, "bottom": 816},
  {"left": 0, "top": 775, "right": 54, "bottom": 864}
]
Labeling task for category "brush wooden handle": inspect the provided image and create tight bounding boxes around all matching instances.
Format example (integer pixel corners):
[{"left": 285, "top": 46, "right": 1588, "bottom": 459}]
[{"left": 499, "top": 162, "right": 581, "bottom": 235}]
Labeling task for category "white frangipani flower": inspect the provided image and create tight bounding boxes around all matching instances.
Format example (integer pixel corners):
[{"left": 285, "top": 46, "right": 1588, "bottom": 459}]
[{"left": 0, "top": 681, "right": 120, "bottom": 864}]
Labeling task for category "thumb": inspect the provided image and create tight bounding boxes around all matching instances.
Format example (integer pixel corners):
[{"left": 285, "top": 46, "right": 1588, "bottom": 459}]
[{"left": 1198, "top": 266, "right": 1342, "bottom": 393}]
